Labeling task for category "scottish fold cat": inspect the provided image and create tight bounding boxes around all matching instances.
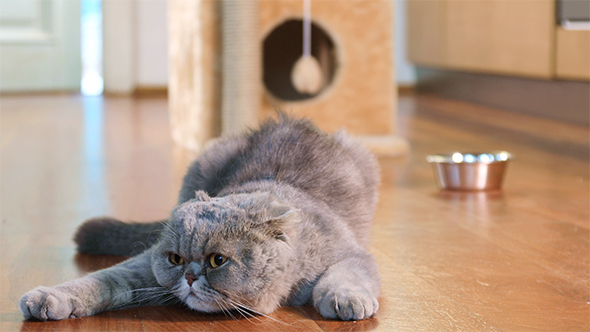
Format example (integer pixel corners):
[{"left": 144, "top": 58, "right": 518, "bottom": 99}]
[{"left": 20, "top": 116, "right": 381, "bottom": 321}]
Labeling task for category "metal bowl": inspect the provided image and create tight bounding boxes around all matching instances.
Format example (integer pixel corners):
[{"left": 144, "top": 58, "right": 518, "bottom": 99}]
[{"left": 426, "top": 151, "right": 512, "bottom": 191}]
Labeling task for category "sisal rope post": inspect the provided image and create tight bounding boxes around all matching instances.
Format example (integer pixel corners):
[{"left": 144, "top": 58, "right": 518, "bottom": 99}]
[{"left": 221, "top": 0, "right": 261, "bottom": 135}]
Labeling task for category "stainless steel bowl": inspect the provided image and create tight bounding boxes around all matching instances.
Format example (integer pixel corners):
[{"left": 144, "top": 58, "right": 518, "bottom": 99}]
[{"left": 426, "top": 151, "right": 512, "bottom": 191}]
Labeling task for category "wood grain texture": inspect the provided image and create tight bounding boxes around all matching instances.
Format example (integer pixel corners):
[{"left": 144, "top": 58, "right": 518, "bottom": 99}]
[
  {"left": 1, "top": 93, "right": 588, "bottom": 331},
  {"left": 556, "top": 28, "right": 590, "bottom": 81}
]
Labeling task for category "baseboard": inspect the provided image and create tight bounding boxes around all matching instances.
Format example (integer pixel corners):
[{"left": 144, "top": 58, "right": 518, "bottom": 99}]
[
  {"left": 398, "top": 85, "right": 416, "bottom": 96},
  {"left": 358, "top": 135, "right": 410, "bottom": 157},
  {"left": 132, "top": 87, "right": 168, "bottom": 98},
  {"left": 415, "top": 68, "right": 590, "bottom": 126}
]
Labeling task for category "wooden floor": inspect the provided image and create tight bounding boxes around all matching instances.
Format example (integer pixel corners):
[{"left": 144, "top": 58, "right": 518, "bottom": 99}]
[{"left": 1, "top": 93, "right": 588, "bottom": 331}]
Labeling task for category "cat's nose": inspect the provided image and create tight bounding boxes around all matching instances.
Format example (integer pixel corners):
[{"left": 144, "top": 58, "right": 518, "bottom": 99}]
[
  {"left": 185, "top": 272, "right": 196, "bottom": 286},
  {"left": 185, "top": 262, "right": 202, "bottom": 287}
]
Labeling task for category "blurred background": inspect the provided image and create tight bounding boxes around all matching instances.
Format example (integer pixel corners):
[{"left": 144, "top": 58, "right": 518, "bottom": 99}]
[
  {"left": 0, "top": 0, "right": 590, "bottom": 137},
  {"left": 1, "top": 0, "right": 413, "bottom": 94},
  {"left": 0, "top": 0, "right": 167, "bottom": 95},
  {"left": 0, "top": 0, "right": 588, "bottom": 129}
]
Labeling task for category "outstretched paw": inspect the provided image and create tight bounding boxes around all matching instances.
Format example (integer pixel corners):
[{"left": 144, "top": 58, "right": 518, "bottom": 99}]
[
  {"left": 20, "top": 286, "right": 85, "bottom": 321},
  {"left": 314, "top": 286, "right": 379, "bottom": 321}
]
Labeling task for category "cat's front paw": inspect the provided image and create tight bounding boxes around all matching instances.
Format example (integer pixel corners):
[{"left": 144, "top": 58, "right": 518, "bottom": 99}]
[
  {"left": 314, "top": 286, "right": 379, "bottom": 321},
  {"left": 20, "top": 286, "right": 86, "bottom": 321}
]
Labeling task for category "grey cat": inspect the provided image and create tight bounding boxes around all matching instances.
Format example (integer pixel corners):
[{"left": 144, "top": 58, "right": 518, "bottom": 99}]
[{"left": 20, "top": 115, "right": 381, "bottom": 321}]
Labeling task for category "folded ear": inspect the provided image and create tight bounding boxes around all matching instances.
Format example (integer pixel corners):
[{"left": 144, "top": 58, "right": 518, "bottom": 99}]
[
  {"left": 194, "top": 190, "right": 211, "bottom": 202},
  {"left": 265, "top": 200, "right": 300, "bottom": 242}
]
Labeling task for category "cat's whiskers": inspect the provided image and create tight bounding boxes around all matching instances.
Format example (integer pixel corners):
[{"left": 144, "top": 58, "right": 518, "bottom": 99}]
[
  {"left": 230, "top": 304, "right": 266, "bottom": 325},
  {"left": 225, "top": 298, "right": 291, "bottom": 326},
  {"left": 207, "top": 289, "right": 274, "bottom": 325},
  {"left": 214, "top": 299, "right": 239, "bottom": 321},
  {"left": 129, "top": 241, "right": 150, "bottom": 255},
  {"left": 219, "top": 298, "right": 265, "bottom": 325},
  {"left": 110, "top": 286, "right": 176, "bottom": 309},
  {"left": 160, "top": 221, "right": 180, "bottom": 239},
  {"left": 109, "top": 294, "right": 178, "bottom": 312},
  {"left": 223, "top": 292, "right": 256, "bottom": 308},
  {"left": 111, "top": 286, "right": 166, "bottom": 300}
]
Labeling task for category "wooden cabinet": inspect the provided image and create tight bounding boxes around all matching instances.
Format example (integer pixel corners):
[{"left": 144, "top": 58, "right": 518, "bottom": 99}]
[
  {"left": 556, "top": 28, "right": 590, "bottom": 81},
  {"left": 407, "top": 0, "right": 447, "bottom": 68},
  {"left": 408, "top": 0, "right": 588, "bottom": 81}
]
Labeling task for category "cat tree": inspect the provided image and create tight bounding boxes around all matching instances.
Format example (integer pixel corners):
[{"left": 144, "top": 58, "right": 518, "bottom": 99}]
[{"left": 169, "top": 0, "right": 408, "bottom": 156}]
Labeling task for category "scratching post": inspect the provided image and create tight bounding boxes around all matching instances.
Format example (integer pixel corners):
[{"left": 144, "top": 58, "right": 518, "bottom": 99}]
[
  {"left": 169, "top": 0, "right": 408, "bottom": 156},
  {"left": 220, "top": 0, "right": 260, "bottom": 135},
  {"left": 168, "top": 0, "right": 221, "bottom": 151}
]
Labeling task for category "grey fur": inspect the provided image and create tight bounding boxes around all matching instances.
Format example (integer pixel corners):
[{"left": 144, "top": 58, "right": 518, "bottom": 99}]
[
  {"left": 20, "top": 116, "right": 381, "bottom": 321},
  {"left": 74, "top": 217, "right": 164, "bottom": 256}
]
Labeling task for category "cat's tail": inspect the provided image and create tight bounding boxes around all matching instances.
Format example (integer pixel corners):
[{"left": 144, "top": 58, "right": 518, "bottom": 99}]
[{"left": 73, "top": 217, "right": 165, "bottom": 256}]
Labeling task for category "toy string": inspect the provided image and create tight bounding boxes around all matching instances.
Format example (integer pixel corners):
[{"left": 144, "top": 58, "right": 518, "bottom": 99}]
[{"left": 303, "top": 0, "right": 311, "bottom": 57}]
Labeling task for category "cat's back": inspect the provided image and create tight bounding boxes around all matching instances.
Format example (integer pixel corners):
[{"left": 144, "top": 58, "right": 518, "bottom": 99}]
[
  {"left": 180, "top": 116, "right": 379, "bottom": 245},
  {"left": 244, "top": 116, "right": 378, "bottom": 203}
]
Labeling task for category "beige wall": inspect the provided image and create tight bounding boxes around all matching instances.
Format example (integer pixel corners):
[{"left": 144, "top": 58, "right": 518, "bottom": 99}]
[
  {"left": 103, "top": 0, "right": 168, "bottom": 94},
  {"left": 136, "top": 0, "right": 168, "bottom": 87}
]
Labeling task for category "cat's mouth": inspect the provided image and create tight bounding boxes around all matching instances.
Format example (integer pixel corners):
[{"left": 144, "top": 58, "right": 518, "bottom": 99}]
[
  {"left": 188, "top": 289, "right": 201, "bottom": 298},
  {"left": 186, "top": 288, "right": 206, "bottom": 300},
  {"left": 185, "top": 294, "right": 222, "bottom": 313},
  {"left": 180, "top": 287, "right": 223, "bottom": 313}
]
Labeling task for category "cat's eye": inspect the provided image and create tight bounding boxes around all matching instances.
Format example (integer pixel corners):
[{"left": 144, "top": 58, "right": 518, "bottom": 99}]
[
  {"left": 208, "top": 253, "right": 227, "bottom": 268},
  {"left": 168, "top": 253, "right": 184, "bottom": 265}
]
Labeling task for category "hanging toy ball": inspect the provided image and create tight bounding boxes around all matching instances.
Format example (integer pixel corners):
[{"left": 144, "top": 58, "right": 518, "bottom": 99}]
[
  {"left": 292, "top": 55, "right": 323, "bottom": 95},
  {"left": 291, "top": 0, "right": 324, "bottom": 95}
]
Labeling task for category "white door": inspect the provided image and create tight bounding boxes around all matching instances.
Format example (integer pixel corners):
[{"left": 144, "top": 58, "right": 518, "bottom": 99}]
[{"left": 0, "top": 0, "right": 81, "bottom": 92}]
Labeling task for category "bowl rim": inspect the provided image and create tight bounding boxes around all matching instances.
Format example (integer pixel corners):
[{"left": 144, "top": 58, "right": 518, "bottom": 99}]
[{"left": 426, "top": 151, "right": 513, "bottom": 164}]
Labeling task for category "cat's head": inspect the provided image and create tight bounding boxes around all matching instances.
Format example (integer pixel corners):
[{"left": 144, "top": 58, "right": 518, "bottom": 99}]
[{"left": 151, "top": 190, "right": 300, "bottom": 315}]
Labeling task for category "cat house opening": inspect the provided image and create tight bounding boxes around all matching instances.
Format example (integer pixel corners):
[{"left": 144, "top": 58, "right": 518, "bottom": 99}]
[{"left": 263, "top": 19, "right": 338, "bottom": 101}]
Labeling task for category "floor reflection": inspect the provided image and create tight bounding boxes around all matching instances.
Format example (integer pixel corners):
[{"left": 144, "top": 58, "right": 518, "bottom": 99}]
[
  {"left": 436, "top": 190, "right": 505, "bottom": 236},
  {"left": 81, "top": 96, "right": 109, "bottom": 217}
]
